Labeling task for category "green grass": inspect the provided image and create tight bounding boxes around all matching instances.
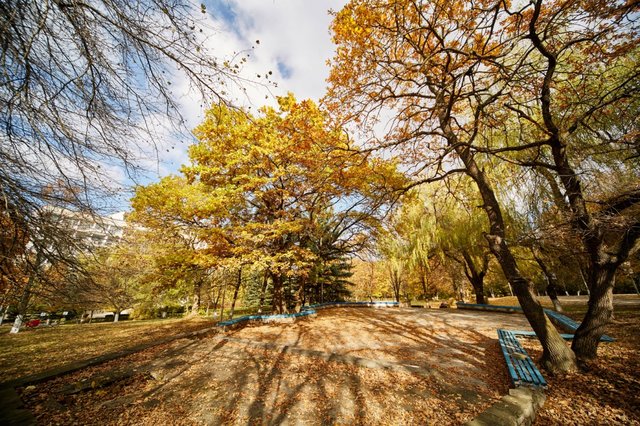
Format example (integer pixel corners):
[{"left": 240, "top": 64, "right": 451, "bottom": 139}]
[{"left": 0, "top": 317, "right": 216, "bottom": 383}]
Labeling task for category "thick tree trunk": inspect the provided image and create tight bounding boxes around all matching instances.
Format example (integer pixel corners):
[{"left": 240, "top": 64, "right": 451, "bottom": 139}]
[
  {"left": 572, "top": 265, "right": 616, "bottom": 365},
  {"left": 283, "top": 277, "right": 293, "bottom": 312},
  {"left": 418, "top": 260, "right": 430, "bottom": 300},
  {"left": 420, "top": 274, "right": 429, "bottom": 300},
  {"left": 271, "top": 272, "right": 286, "bottom": 314},
  {"left": 445, "top": 119, "right": 577, "bottom": 372},
  {"left": 229, "top": 267, "right": 242, "bottom": 320},
  {"left": 389, "top": 267, "right": 401, "bottom": 303},
  {"left": 114, "top": 310, "right": 120, "bottom": 323},
  {"left": 547, "top": 284, "right": 563, "bottom": 313},
  {"left": 471, "top": 279, "right": 486, "bottom": 305},
  {"left": 461, "top": 251, "right": 487, "bottom": 305},
  {"left": 212, "top": 284, "right": 221, "bottom": 312}
]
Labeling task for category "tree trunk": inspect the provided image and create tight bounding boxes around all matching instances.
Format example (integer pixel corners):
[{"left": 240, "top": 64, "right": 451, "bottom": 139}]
[
  {"left": 257, "top": 271, "right": 269, "bottom": 314},
  {"left": 461, "top": 250, "right": 487, "bottom": 305},
  {"left": 532, "top": 251, "right": 563, "bottom": 312},
  {"left": 283, "top": 276, "right": 293, "bottom": 312},
  {"left": 471, "top": 279, "right": 486, "bottom": 305},
  {"left": 547, "top": 283, "right": 563, "bottom": 312},
  {"left": 578, "top": 267, "right": 591, "bottom": 295},
  {"left": 445, "top": 119, "right": 577, "bottom": 372},
  {"left": 191, "top": 280, "right": 202, "bottom": 315},
  {"left": 219, "top": 282, "right": 227, "bottom": 320},
  {"left": 419, "top": 261, "right": 430, "bottom": 300},
  {"left": 114, "top": 311, "right": 120, "bottom": 323},
  {"left": 271, "top": 272, "right": 285, "bottom": 314},
  {"left": 294, "top": 277, "right": 305, "bottom": 313},
  {"left": 212, "top": 284, "right": 221, "bottom": 312},
  {"left": 10, "top": 269, "right": 37, "bottom": 334},
  {"left": 229, "top": 267, "right": 242, "bottom": 320},
  {"left": 572, "top": 265, "right": 616, "bottom": 365},
  {"left": 10, "top": 314, "right": 24, "bottom": 334}
]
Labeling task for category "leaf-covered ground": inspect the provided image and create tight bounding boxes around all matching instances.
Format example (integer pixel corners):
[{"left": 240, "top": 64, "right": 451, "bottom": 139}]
[
  {"left": 10, "top": 300, "right": 640, "bottom": 425},
  {"left": 490, "top": 294, "right": 640, "bottom": 424},
  {"left": 17, "top": 308, "right": 527, "bottom": 425},
  {"left": 522, "top": 309, "right": 640, "bottom": 425},
  {"left": 0, "top": 317, "right": 216, "bottom": 383}
]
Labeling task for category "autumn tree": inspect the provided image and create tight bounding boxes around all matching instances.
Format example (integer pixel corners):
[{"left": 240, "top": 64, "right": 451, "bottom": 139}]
[
  {"left": 499, "top": 1, "right": 640, "bottom": 364},
  {"left": 378, "top": 229, "right": 409, "bottom": 303},
  {"left": 132, "top": 95, "right": 407, "bottom": 314},
  {"left": 350, "top": 258, "right": 390, "bottom": 302},
  {"left": 129, "top": 177, "right": 222, "bottom": 316},
  {"left": 328, "top": 0, "right": 639, "bottom": 369},
  {"left": 1, "top": 0, "right": 251, "bottom": 296}
]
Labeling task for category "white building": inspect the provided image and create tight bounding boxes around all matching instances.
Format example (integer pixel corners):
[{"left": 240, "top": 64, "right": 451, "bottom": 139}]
[{"left": 44, "top": 206, "right": 126, "bottom": 248}]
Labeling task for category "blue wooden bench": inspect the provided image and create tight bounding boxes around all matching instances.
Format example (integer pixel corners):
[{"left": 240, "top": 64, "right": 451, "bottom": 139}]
[
  {"left": 497, "top": 329, "right": 547, "bottom": 388},
  {"left": 542, "top": 309, "right": 615, "bottom": 342},
  {"left": 457, "top": 302, "right": 615, "bottom": 342}
]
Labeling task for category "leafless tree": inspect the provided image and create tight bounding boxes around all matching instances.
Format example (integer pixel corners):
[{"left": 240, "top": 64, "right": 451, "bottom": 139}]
[{"left": 1, "top": 0, "right": 247, "bottom": 330}]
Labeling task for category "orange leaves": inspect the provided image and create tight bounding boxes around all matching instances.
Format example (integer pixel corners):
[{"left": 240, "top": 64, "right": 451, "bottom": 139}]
[{"left": 132, "top": 94, "right": 408, "bottom": 280}]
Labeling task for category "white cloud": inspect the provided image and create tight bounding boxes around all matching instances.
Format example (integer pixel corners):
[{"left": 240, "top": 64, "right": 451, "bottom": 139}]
[
  {"left": 223, "top": 0, "right": 347, "bottom": 102},
  {"left": 117, "top": 0, "right": 348, "bottom": 208}
]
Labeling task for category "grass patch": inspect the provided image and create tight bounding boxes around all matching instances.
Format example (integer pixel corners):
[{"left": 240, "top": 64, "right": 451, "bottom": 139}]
[{"left": 0, "top": 317, "right": 216, "bottom": 383}]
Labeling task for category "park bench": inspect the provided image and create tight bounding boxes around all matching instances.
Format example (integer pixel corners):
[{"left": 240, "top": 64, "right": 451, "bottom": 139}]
[
  {"left": 497, "top": 329, "right": 547, "bottom": 389},
  {"left": 457, "top": 303, "right": 615, "bottom": 342},
  {"left": 542, "top": 309, "right": 615, "bottom": 342}
]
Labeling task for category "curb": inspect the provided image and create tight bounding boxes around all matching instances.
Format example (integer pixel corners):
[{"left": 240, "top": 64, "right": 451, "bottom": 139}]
[{"left": 466, "top": 387, "right": 546, "bottom": 426}]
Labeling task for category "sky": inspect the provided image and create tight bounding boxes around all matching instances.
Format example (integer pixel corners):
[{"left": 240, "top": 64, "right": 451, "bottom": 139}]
[{"left": 137, "top": 0, "right": 349, "bottom": 184}]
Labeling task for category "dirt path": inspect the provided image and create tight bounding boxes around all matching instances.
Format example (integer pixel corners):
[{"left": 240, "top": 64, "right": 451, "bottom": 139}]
[{"left": 21, "top": 308, "right": 530, "bottom": 425}]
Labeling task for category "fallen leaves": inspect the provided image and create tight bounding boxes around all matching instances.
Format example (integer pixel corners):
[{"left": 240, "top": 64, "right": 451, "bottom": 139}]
[{"left": 16, "top": 308, "right": 511, "bottom": 425}]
